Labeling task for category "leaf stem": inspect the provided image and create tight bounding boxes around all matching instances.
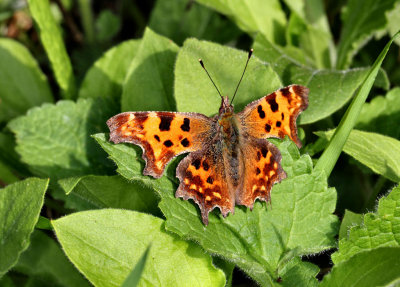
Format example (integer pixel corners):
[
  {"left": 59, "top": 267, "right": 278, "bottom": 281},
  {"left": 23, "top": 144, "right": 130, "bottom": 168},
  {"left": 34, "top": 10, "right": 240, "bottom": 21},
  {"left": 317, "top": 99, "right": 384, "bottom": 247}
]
[{"left": 315, "top": 31, "right": 400, "bottom": 177}]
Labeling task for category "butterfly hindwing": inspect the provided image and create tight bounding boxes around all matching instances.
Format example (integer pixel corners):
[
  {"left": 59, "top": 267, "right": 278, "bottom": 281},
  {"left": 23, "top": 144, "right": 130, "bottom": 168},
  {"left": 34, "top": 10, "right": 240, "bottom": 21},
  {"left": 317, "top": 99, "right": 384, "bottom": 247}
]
[
  {"left": 237, "top": 85, "right": 309, "bottom": 147},
  {"left": 107, "top": 111, "right": 213, "bottom": 178},
  {"left": 176, "top": 146, "right": 235, "bottom": 225}
]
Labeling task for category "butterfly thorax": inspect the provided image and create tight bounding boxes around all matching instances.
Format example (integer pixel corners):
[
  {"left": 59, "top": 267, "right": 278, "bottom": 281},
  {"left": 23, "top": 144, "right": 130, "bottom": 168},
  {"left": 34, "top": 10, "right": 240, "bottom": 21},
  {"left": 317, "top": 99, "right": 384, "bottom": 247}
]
[{"left": 217, "top": 98, "right": 241, "bottom": 187}]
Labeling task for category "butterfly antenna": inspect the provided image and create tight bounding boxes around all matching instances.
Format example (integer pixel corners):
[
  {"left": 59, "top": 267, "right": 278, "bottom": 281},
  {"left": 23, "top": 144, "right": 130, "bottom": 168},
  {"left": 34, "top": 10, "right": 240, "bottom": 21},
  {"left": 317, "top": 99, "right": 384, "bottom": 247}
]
[
  {"left": 230, "top": 49, "right": 253, "bottom": 105},
  {"left": 199, "top": 59, "right": 223, "bottom": 100}
]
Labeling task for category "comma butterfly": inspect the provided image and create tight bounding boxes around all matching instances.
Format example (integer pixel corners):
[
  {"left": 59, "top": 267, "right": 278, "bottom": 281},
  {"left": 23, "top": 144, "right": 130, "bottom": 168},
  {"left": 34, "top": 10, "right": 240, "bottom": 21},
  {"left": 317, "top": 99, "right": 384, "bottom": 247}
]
[{"left": 107, "top": 50, "right": 308, "bottom": 225}]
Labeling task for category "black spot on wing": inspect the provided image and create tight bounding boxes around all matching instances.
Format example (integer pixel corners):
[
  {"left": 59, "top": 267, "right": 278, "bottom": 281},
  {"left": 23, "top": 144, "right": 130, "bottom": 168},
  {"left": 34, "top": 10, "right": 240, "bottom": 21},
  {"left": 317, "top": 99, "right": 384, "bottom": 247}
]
[
  {"left": 159, "top": 116, "right": 173, "bottom": 131},
  {"left": 267, "top": 96, "right": 279, "bottom": 112},
  {"left": 257, "top": 105, "right": 265, "bottom": 119},
  {"left": 280, "top": 87, "right": 291, "bottom": 97},
  {"left": 265, "top": 123, "right": 271, "bottom": 132},
  {"left": 154, "top": 135, "right": 160, "bottom": 142},
  {"left": 276, "top": 121, "right": 281, "bottom": 127},
  {"left": 180, "top": 118, "right": 191, "bottom": 132},
  {"left": 164, "top": 140, "right": 173, "bottom": 147},
  {"left": 192, "top": 158, "right": 201, "bottom": 170},
  {"left": 202, "top": 161, "right": 209, "bottom": 171},
  {"left": 181, "top": 138, "right": 190, "bottom": 147}
]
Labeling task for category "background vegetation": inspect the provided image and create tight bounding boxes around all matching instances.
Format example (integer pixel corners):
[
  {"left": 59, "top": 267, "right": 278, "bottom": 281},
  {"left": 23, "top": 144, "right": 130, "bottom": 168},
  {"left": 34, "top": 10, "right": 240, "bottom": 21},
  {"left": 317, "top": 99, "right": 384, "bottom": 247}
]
[{"left": 0, "top": 0, "right": 400, "bottom": 286}]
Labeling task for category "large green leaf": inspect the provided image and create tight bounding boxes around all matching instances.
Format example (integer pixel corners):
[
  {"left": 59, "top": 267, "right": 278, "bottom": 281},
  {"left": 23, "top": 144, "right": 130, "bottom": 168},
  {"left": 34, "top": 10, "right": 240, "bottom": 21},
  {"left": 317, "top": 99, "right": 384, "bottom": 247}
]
[
  {"left": 52, "top": 209, "right": 225, "bottom": 287},
  {"left": 0, "top": 178, "right": 49, "bottom": 277},
  {"left": 149, "top": 0, "right": 240, "bottom": 45},
  {"left": 79, "top": 40, "right": 140, "bottom": 102},
  {"left": 8, "top": 99, "right": 116, "bottom": 180},
  {"left": 175, "top": 38, "right": 282, "bottom": 116},
  {"left": 283, "top": 0, "right": 335, "bottom": 68},
  {"left": 0, "top": 38, "right": 53, "bottom": 123},
  {"left": 95, "top": 134, "right": 338, "bottom": 286},
  {"left": 336, "top": 0, "right": 396, "bottom": 69},
  {"left": 13, "top": 230, "right": 90, "bottom": 287},
  {"left": 28, "top": 0, "right": 76, "bottom": 99},
  {"left": 321, "top": 247, "right": 400, "bottom": 287},
  {"left": 121, "top": 28, "right": 179, "bottom": 112},
  {"left": 357, "top": 87, "right": 400, "bottom": 138},
  {"left": 317, "top": 129, "right": 400, "bottom": 182},
  {"left": 196, "top": 0, "right": 287, "bottom": 44},
  {"left": 253, "top": 34, "right": 388, "bottom": 124},
  {"left": 57, "top": 175, "right": 159, "bottom": 213},
  {"left": 332, "top": 185, "right": 400, "bottom": 264}
]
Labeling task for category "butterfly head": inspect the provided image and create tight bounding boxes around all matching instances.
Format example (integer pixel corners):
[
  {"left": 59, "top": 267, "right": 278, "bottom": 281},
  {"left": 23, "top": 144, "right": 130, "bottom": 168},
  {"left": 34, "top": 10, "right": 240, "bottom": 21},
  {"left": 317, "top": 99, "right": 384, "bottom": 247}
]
[{"left": 219, "top": 95, "right": 234, "bottom": 115}]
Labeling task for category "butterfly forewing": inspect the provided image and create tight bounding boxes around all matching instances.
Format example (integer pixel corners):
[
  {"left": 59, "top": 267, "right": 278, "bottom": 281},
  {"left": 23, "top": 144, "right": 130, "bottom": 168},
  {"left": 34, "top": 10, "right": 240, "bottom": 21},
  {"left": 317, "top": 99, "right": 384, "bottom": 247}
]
[
  {"left": 107, "top": 111, "right": 213, "bottom": 177},
  {"left": 237, "top": 85, "right": 309, "bottom": 147}
]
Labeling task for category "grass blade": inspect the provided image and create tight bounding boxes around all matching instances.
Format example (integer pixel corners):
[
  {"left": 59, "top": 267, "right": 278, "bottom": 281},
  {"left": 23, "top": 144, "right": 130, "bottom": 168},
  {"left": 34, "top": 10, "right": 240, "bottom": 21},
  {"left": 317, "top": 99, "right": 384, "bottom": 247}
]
[{"left": 315, "top": 31, "right": 400, "bottom": 177}]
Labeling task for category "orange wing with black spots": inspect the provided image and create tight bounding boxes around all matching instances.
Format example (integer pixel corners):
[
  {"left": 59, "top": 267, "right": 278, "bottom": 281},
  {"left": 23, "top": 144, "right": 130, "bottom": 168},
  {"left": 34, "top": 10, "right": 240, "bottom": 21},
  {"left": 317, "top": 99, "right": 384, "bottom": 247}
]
[
  {"left": 236, "top": 138, "right": 286, "bottom": 208},
  {"left": 107, "top": 111, "right": 213, "bottom": 178},
  {"left": 175, "top": 147, "right": 234, "bottom": 225},
  {"left": 237, "top": 85, "right": 309, "bottom": 147}
]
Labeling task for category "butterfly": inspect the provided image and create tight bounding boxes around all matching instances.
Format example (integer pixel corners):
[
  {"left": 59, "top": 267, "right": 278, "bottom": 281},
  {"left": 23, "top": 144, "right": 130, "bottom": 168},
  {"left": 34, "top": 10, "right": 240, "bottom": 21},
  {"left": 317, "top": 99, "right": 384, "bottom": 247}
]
[{"left": 107, "top": 49, "right": 308, "bottom": 225}]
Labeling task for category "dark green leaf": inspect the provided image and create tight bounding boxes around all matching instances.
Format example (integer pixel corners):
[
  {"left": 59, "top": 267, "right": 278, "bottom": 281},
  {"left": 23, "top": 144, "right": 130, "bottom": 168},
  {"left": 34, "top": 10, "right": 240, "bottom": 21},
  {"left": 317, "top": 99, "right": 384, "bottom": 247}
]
[
  {"left": 196, "top": 0, "right": 287, "bottom": 44},
  {"left": 149, "top": 0, "right": 240, "bottom": 45},
  {"left": 28, "top": 0, "right": 76, "bottom": 99},
  {"left": 13, "top": 230, "right": 90, "bottom": 287},
  {"left": 121, "top": 28, "right": 179, "bottom": 112},
  {"left": 95, "top": 10, "right": 121, "bottom": 42},
  {"left": 52, "top": 209, "right": 226, "bottom": 286},
  {"left": 336, "top": 0, "right": 396, "bottom": 69},
  {"left": 321, "top": 247, "right": 400, "bottom": 287},
  {"left": 0, "top": 178, "right": 49, "bottom": 277},
  {"left": 0, "top": 38, "right": 53, "bottom": 123},
  {"left": 357, "top": 87, "right": 400, "bottom": 138}
]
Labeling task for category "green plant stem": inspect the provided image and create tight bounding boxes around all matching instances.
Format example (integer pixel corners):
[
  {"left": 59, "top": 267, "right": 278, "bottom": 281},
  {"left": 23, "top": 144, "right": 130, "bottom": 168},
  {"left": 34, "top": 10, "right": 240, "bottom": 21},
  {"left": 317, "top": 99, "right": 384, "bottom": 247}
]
[
  {"left": 77, "top": 0, "right": 95, "bottom": 44},
  {"left": 315, "top": 31, "right": 400, "bottom": 177}
]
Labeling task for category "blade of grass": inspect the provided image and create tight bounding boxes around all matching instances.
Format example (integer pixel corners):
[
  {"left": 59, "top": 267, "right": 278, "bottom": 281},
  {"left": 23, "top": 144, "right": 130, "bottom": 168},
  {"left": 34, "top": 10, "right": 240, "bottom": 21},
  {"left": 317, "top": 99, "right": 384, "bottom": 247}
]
[
  {"left": 77, "top": 0, "right": 95, "bottom": 44},
  {"left": 28, "top": 0, "right": 76, "bottom": 99},
  {"left": 121, "top": 244, "right": 151, "bottom": 287},
  {"left": 315, "top": 31, "right": 400, "bottom": 177}
]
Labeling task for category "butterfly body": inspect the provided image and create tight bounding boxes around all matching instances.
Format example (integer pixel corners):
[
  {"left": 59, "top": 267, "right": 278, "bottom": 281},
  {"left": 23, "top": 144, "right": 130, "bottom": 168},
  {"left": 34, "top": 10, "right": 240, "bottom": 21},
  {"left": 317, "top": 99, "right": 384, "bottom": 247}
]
[{"left": 107, "top": 85, "right": 308, "bottom": 224}]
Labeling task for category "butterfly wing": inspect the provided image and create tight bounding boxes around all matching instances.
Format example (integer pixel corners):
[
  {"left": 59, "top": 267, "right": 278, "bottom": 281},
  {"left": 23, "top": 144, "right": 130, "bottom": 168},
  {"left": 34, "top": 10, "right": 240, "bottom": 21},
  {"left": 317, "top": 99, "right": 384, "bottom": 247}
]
[
  {"left": 236, "top": 138, "right": 286, "bottom": 208},
  {"left": 237, "top": 85, "right": 308, "bottom": 147},
  {"left": 107, "top": 111, "right": 214, "bottom": 178},
  {"left": 175, "top": 143, "right": 234, "bottom": 225}
]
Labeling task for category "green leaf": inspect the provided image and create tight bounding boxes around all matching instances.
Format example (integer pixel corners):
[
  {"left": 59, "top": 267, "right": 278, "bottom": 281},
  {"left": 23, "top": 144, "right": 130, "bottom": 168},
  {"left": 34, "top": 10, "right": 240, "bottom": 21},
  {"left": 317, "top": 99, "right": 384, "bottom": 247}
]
[
  {"left": 95, "top": 133, "right": 338, "bottom": 285},
  {"left": 13, "top": 230, "right": 90, "bottom": 287},
  {"left": 284, "top": 0, "right": 335, "bottom": 68},
  {"left": 317, "top": 129, "right": 400, "bottom": 182},
  {"left": 196, "top": 0, "right": 287, "bottom": 44},
  {"left": 52, "top": 209, "right": 226, "bottom": 287},
  {"left": 315, "top": 32, "right": 399, "bottom": 177},
  {"left": 8, "top": 98, "right": 116, "bottom": 180},
  {"left": 95, "top": 10, "right": 121, "bottom": 42},
  {"left": 121, "top": 28, "right": 179, "bottom": 112},
  {"left": 175, "top": 38, "right": 282, "bottom": 116},
  {"left": 121, "top": 245, "right": 151, "bottom": 287},
  {"left": 28, "top": 0, "right": 76, "bottom": 99},
  {"left": 0, "top": 38, "right": 53, "bottom": 123},
  {"left": 0, "top": 178, "right": 49, "bottom": 277},
  {"left": 35, "top": 216, "right": 52, "bottom": 231},
  {"left": 331, "top": 185, "right": 400, "bottom": 264},
  {"left": 357, "top": 87, "right": 400, "bottom": 138},
  {"left": 338, "top": 210, "right": 363, "bottom": 241},
  {"left": 79, "top": 40, "right": 140, "bottom": 101},
  {"left": 253, "top": 34, "right": 385, "bottom": 124},
  {"left": 321, "top": 247, "right": 400, "bottom": 287},
  {"left": 336, "top": 0, "right": 396, "bottom": 69},
  {"left": 386, "top": 1, "right": 400, "bottom": 46},
  {"left": 57, "top": 175, "right": 159, "bottom": 213},
  {"left": 149, "top": 0, "right": 240, "bottom": 45}
]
